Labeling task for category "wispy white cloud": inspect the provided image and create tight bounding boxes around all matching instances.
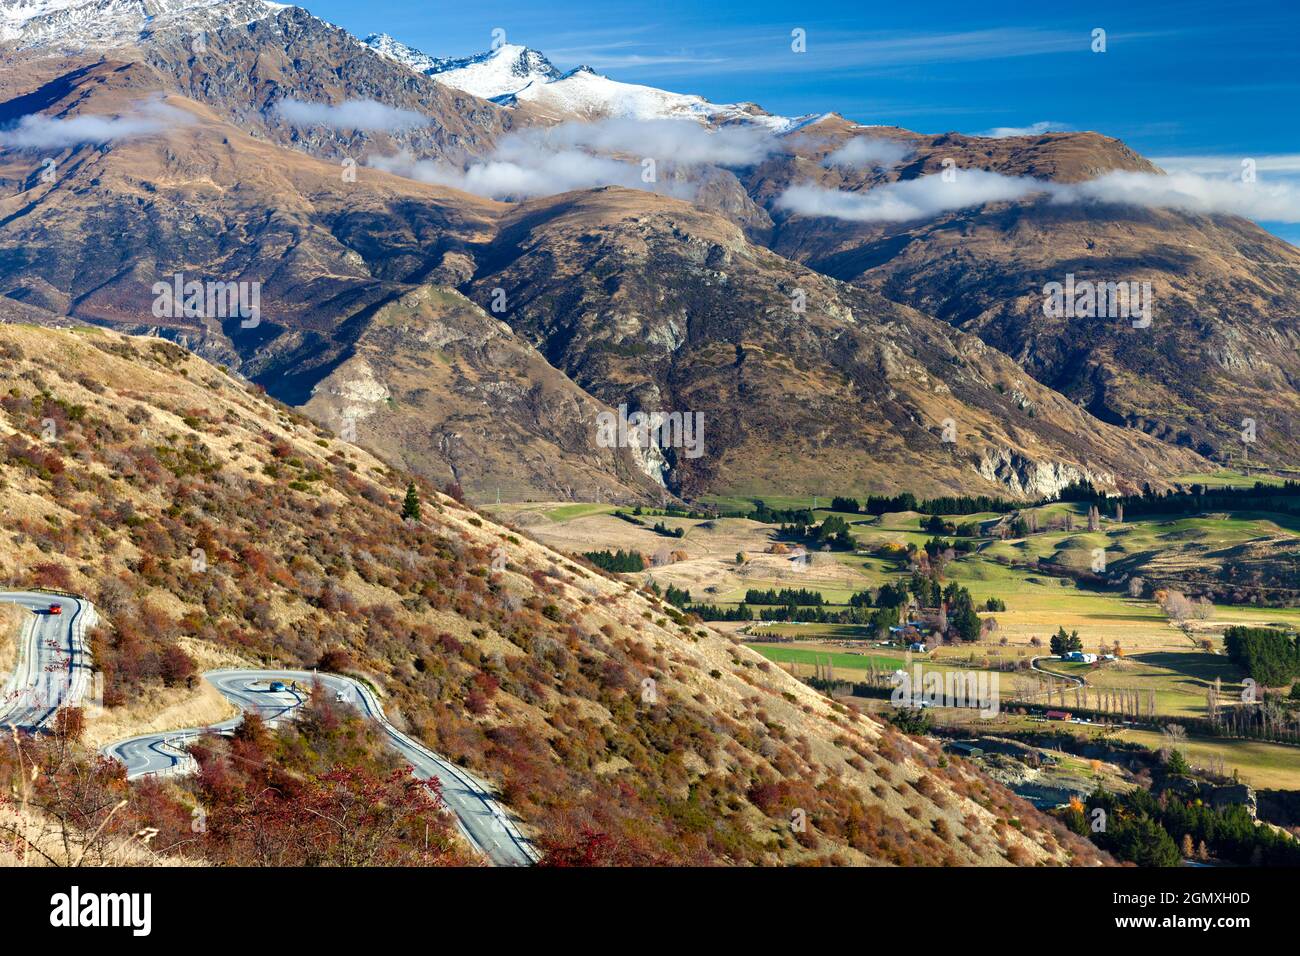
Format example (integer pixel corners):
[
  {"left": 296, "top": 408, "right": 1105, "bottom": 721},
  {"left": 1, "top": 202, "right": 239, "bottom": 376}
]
[
  {"left": 545, "top": 49, "right": 729, "bottom": 70},
  {"left": 371, "top": 117, "right": 781, "bottom": 200},
  {"left": 823, "top": 136, "right": 913, "bottom": 170},
  {"left": 274, "top": 98, "right": 430, "bottom": 131},
  {"left": 1062, "top": 169, "right": 1300, "bottom": 222},
  {"left": 544, "top": 117, "right": 779, "bottom": 166},
  {"left": 370, "top": 146, "right": 679, "bottom": 200},
  {"left": 809, "top": 28, "right": 1087, "bottom": 67},
  {"left": 777, "top": 170, "right": 1048, "bottom": 222},
  {"left": 0, "top": 99, "right": 191, "bottom": 149},
  {"left": 1151, "top": 153, "right": 1300, "bottom": 176},
  {"left": 776, "top": 167, "right": 1300, "bottom": 224},
  {"left": 976, "top": 121, "right": 1070, "bottom": 138}
]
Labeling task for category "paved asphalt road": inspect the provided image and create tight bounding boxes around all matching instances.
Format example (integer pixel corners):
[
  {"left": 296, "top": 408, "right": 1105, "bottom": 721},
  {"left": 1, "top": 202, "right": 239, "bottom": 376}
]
[
  {"left": 103, "top": 669, "right": 538, "bottom": 867},
  {"left": 0, "top": 590, "right": 95, "bottom": 729}
]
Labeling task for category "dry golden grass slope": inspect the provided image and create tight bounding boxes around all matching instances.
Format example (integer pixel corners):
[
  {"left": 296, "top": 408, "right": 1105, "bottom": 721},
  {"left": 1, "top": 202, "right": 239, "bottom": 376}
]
[{"left": 0, "top": 320, "right": 1106, "bottom": 865}]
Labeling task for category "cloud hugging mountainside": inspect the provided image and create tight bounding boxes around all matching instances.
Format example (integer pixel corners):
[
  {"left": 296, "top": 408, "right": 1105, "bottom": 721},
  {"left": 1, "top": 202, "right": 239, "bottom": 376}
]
[{"left": 1, "top": 0, "right": 1297, "bottom": 503}]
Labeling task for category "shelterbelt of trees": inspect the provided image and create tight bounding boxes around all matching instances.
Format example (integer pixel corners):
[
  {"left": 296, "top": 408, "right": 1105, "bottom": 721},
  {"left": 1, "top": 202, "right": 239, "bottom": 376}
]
[
  {"left": 1057, "top": 478, "right": 1300, "bottom": 518},
  {"left": 742, "top": 479, "right": 1300, "bottom": 523}
]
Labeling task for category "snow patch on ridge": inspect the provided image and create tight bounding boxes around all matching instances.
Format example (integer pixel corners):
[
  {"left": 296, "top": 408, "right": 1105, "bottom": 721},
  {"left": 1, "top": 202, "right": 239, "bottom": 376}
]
[
  {"left": 364, "top": 33, "right": 817, "bottom": 131},
  {"left": 0, "top": 0, "right": 285, "bottom": 50}
]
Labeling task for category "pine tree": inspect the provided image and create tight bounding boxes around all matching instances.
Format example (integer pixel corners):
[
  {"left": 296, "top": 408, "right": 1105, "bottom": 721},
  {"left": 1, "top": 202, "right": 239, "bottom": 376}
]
[{"left": 401, "top": 481, "right": 421, "bottom": 521}]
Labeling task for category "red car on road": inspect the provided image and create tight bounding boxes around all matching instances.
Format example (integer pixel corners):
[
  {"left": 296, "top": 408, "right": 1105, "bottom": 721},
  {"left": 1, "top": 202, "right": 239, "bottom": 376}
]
[{"left": 47, "top": 603, "right": 63, "bottom": 615}]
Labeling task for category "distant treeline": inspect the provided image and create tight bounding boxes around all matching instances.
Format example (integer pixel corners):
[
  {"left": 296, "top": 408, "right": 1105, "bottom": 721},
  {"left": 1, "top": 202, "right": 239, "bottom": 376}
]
[
  {"left": 758, "top": 604, "right": 900, "bottom": 627},
  {"left": 746, "top": 501, "right": 818, "bottom": 524},
  {"left": 626, "top": 505, "right": 715, "bottom": 520},
  {"left": 829, "top": 493, "right": 1024, "bottom": 516},
  {"left": 718, "top": 478, "right": 1300, "bottom": 525},
  {"left": 685, "top": 603, "right": 755, "bottom": 621},
  {"left": 779, "top": 514, "right": 857, "bottom": 550},
  {"left": 1057, "top": 478, "right": 1300, "bottom": 520},
  {"left": 662, "top": 584, "right": 693, "bottom": 608}
]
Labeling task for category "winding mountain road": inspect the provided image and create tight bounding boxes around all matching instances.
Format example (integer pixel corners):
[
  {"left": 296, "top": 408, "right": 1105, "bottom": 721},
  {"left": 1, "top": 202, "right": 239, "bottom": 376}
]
[
  {"left": 0, "top": 590, "right": 96, "bottom": 729},
  {"left": 103, "top": 669, "right": 538, "bottom": 867}
]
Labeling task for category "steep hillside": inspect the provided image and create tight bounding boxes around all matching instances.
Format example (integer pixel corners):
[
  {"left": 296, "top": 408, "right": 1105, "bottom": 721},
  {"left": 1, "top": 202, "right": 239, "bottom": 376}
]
[
  {"left": 465, "top": 187, "right": 1206, "bottom": 498},
  {"left": 140, "top": 7, "right": 525, "bottom": 163},
  {"left": 299, "top": 285, "right": 665, "bottom": 501},
  {"left": 764, "top": 131, "right": 1300, "bottom": 467},
  {"left": 1, "top": 1, "right": 524, "bottom": 163},
  {"left": 0, "top": 59, "right": 684, "bottom": 501},
  {"left": 0, "top": 319, "right": 1106, "bottom": 865}
]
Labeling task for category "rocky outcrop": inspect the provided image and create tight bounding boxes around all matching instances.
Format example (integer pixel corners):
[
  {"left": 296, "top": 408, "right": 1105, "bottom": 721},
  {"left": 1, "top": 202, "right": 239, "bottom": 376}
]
[
  {"left": 1208, "top": 783, "right": 1257, "bottom": 819},
  {"left": 975, "top": 449, "right": 1101, "bottom": 498},
  {"left": 1157, "top": 778, "right": 1258, "bottom": 821}
]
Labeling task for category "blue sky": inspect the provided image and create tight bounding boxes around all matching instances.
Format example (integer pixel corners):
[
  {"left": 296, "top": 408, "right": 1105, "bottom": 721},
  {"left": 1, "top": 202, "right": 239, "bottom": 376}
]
[{"left": 304, "top": 0, "right": 1300, "bottom": 241}]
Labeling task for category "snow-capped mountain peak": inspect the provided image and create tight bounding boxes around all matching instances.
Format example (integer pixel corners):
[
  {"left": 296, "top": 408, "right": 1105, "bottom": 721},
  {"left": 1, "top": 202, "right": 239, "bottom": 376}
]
[
  {"left": 365, "top": 33, "right": 813, "bottom": 130},
  {"left": 511, "top": 65, "right": 805, "bottom": 129},
  {"left": 0, "top": 0, "right": 285, "bottom": 51},
  {"left": 363, "top": 36, "right": 561, "bottom": 100}
]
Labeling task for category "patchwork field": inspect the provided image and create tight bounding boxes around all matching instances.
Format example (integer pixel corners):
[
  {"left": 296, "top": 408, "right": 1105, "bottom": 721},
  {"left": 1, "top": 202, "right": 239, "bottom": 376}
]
[
  {"left": 501, "top": 502, "right": 1300, "bottom": 653},
  {"left": 498, "top": 498, "right": 1300, "bottom": 741}
]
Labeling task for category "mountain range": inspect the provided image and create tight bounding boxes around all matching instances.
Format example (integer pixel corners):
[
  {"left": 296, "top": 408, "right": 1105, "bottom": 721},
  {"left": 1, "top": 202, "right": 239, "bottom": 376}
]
[{"left": 0, "top": 0, "right": 1296, "bottom": 503}]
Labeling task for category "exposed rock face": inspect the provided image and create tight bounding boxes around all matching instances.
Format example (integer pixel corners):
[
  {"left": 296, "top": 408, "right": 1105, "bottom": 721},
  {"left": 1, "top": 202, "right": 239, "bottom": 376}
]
[
  {"left": 976, "top": 449, "right": 1100, "bottom": 499},
  {"left": 1208, "top": 783, "right": 1257, "bottom": 819},
  {"left": 1157, "top": 778, "right": 1258, "bottom": 821},
  {"left": 310, "top": 355, "right": 391, "bottom": 437}
]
